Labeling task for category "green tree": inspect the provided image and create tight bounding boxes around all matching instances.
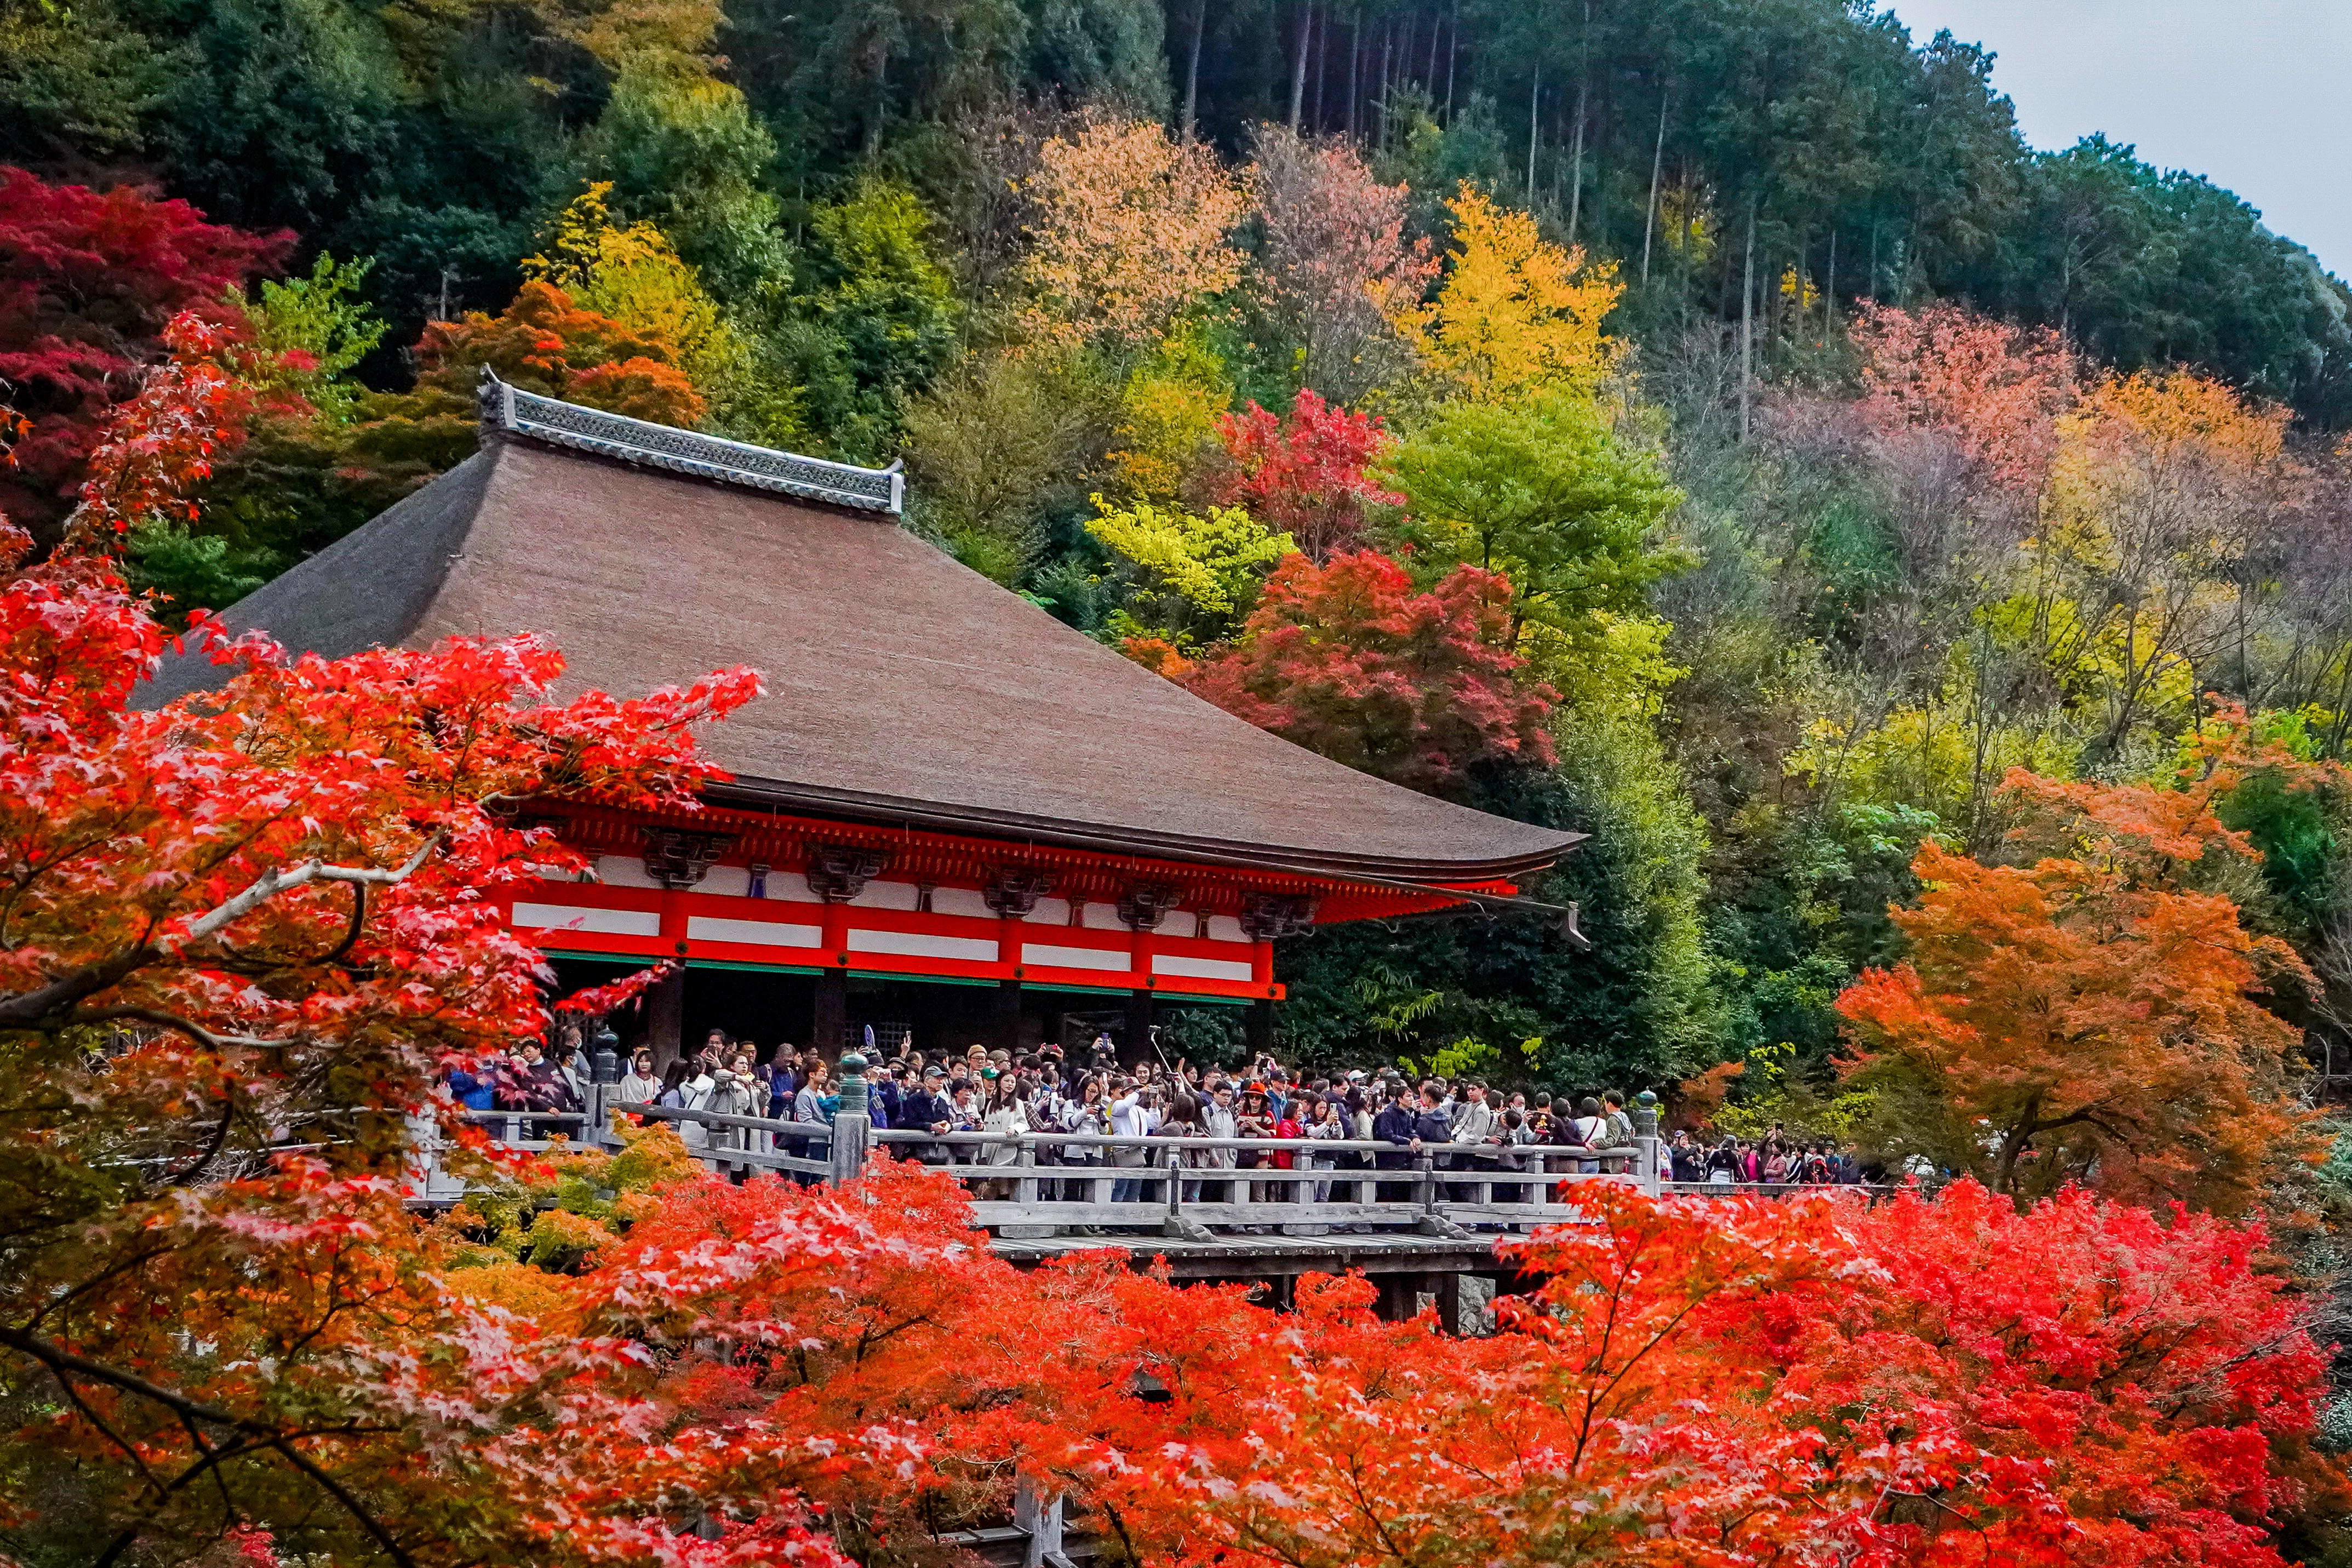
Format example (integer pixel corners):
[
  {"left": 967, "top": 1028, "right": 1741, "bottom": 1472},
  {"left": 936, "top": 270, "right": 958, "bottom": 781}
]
[
  {"left": 782, "top": 178, "right": 962, "bottom": 463},
  {"left": 147, "top": 0, "right": 402, "bottom": 231},
  {"left": 587, "top": 65, "right": 792, "bottom": 305},
  {"left": 1382, "top": 389, "right": 1686, "bottom": 667}
]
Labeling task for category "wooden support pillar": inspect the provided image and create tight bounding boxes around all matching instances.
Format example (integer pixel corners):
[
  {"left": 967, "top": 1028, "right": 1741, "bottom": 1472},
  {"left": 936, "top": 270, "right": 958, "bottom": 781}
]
[
  {"left": 1433, "top": 1271, "right": 1464, "bottom": 1336},
  {"left": 1247, "top": 997, "right": 1274, "bottom": 1060},
  {"left": 1123, "top": 988, "right": 1154, "bottom": 1067},
  {"left": 994, "top": 978, "right": 1023, "bottom": 1055},
  {"left": 645, "top": 963, "right": 685, "bottom": 1068},
  {"left": 813, "top": 968, "right": 846, "bottom": 1057}
]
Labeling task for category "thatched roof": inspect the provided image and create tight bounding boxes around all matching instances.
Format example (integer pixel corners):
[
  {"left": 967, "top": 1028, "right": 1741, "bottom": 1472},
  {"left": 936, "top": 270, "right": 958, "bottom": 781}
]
[{"left": 142, "top": 385, "right": 1581, "bottom": 884}]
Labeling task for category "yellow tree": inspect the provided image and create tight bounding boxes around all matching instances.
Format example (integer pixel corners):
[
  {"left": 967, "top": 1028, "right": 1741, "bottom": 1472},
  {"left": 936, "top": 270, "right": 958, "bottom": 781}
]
[
  {"left": 1407, "top": 185, "right": 1622, "bottom": 401},
  {"left": 1017, "top": 117, "right": 1249, "bottom": 352},
  {"left": 526, "top": 182, "right": 797, "bottom": 444},
  {"left": 1086, "top": 496, "right": 1295, "bottom": 656}
]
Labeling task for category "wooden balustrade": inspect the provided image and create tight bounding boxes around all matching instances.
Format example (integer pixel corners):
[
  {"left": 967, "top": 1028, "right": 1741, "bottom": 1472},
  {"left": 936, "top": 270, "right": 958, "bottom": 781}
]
[{"left": 407, "top": 1088, "right": 1664, "bottom": 1234}]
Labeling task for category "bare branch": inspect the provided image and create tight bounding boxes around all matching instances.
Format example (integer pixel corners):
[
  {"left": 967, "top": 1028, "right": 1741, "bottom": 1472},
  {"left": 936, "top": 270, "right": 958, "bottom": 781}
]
[
  {"left": 0, "top": 835, "right": 438, "bottom": 1032},
  {"left": 171, "top": 835, "right": 440, "bottom": 954}
]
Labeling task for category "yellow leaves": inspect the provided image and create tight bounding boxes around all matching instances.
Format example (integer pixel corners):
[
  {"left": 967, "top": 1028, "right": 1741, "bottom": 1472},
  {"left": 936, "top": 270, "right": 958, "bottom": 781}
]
[
  {"left": 1086, "top": 496, "right": 1294, "bottom": 650},
  {"left": 1018, "top": 118, "right": 1249, "bottom": 352},
  {"left": 1105, "top": 327, "right": 1232, "bottom": 501},
  {"left": 524, "top": 0, "right": 720, "bottom": 72},
  {"left": 1405, "top": 184, "right": 1623, "bottom": 402},
  {"left": 527, "top": 182, "right": 753, "bottom": 414},
  {"left": 1520, "top": 611, "right": 1684, "bottom": 724},
  {"left": 2045, "top": 369, "right": 2291, "bottom": 564},
  {"left": 2066, "top": 369, "right": 2287, "bottom": 469}
]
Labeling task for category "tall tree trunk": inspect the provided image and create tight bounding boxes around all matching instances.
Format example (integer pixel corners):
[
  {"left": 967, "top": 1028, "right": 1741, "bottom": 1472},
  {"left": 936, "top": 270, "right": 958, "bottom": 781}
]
[
  {"left": 1825, "top": 228, "right": 1837, "bottom": 333},
  {"left": 1311, "top": 4, "right": 1326, "bottom": 129},
  {"left": 1740, "top": 197, "right": 1756, "bottom": 443},
  {"left": 1641, "top": 89, "right": 1666, "bottom": 282},
  {"left": 1182, "top": 0, "right": 1206, "bottom": 142},
  {"left": 1526, "top": 67, "right": 1540, "bottom": 203},
  {"left": 1425, "top": 3, "right": 1440, "bottom": 88},
  {"left": 1289, "top": 2, "right": 1311, "bottom": 131},
  {"left": 1377, "top": 19, "right": 1392, "bottom": 144},
  {"left": 1443, "top": 0, "right": 1458, "bottom": 119},
  {"left": 1348, "top": 9, "right": 1361, "bottom": 139},
  {"left": 1566, "top": 78, "right": 1587, "bottom": 243}
]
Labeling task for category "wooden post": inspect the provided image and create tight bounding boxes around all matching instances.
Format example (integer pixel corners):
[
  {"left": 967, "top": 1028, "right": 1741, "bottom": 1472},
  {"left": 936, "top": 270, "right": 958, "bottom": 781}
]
[
  {"left": 1247, "top": 997, "right": 1274, "bottom": 1060},
  {"left": 645, "top": 964, "right": 684, "bottom": 1068},
  {"left": 994, "top": 977, "right": 1023, "bottom": 1055},
  {"left": 813, "top": 968, "right": 846, "bottom": 1057},
  {"left": 1123, "top": 988, "right": 1153, "bottom": 1067}
]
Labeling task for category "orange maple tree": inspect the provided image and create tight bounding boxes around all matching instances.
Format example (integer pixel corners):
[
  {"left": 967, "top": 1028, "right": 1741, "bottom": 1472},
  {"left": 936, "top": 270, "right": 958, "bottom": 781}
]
[
  {"left": 1837, "top": 716, "right": 2328, "bottom": 1209},
  {"left": 1851, "top": 300, "right": 2078, "bottom": 496},
  {"left": 0, "top": 317, "right": 769, "bottom": 1564}
]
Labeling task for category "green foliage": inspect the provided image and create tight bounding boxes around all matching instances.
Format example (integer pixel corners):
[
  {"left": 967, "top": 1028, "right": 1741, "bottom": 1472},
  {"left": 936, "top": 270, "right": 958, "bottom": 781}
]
[
  {"left": 782, "top": 178, "right": 962, "bottom": 463},
  {"left": 146, "top": 0, "right": 404, "bottom": 231},
  {"left": 1382, "top": 390, "right": 1689, "bottom": 663},
  {"left": 0, "top": 0, "right": 163, "bottom": 158},
  {"left": 237, "top": 252, "right": 387, "bottom": 422},
  {"left": 588, "top": 65, "right": 792, "bottom": 304},
  {"left": 2216, "top": 758, "right": 2345, "bottom": 943},
  {"left": 903, "top": 347, "right": 1106, "bottom": 583},
  {"left": 1278, "top": 736, "right": 1716, "bottom": 1096},
  {"left": 1975, "top": 135, "right": 2352, "bottom": 416}
]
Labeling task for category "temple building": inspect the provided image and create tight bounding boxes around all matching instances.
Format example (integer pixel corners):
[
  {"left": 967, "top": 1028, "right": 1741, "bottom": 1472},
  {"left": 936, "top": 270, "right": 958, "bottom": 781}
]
[{"left": 143, "top": 377, "right": 1583, "bottom": 1063}]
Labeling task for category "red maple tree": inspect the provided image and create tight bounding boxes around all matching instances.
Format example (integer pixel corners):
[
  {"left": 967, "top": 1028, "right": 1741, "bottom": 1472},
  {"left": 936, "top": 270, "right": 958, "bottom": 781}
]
[
  {"left": 0, "top": 166, "right": 288, "bottom": 540},
  {"left": 1187, "top": 548, "right": 1555, "bottom": 794},
  {"left": 1049, "top": 1180, "right": 2339, "bottom": 1568},
  {"left": 1206, "top": 388, "right": 1402, "bottom": 562},
  {"left": 0, "top": 322, "right": 773, "bottom": 1564}
]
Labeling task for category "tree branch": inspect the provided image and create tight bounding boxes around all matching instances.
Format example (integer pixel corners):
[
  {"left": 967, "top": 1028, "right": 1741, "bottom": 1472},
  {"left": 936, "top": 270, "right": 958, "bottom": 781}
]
[
  {"left": 162, "top": 1098, "right": 239, "bottom": 1189},
  {"left": 0, "top": 1324, "right": 416, "bottom": 1568},
  {"left": 0, "top": 835, "right": 440, "bottom": 1030}
]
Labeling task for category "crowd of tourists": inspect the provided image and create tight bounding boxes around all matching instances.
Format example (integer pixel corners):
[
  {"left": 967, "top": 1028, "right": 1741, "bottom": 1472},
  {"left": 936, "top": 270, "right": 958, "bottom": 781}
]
[
  {"left": 1666, "top": 1129, "right": 1868, "bottom": 1188},
  {"left": 444, "top": 1026, "right": 1867, "bottom": 1203}
]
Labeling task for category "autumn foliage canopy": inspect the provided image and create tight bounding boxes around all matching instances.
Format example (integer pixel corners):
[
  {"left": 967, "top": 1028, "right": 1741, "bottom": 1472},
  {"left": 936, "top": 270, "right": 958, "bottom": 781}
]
[{"left": 1188, "top": 548, "right": 1557, "bottom": 794}]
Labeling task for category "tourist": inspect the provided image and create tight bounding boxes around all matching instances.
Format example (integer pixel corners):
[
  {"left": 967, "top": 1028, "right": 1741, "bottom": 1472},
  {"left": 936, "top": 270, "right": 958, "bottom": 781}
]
[
  {"left": 901, "top": 1066, "right": 955, "bottom": 1165},
  {"left": 614, "top": 1048, "right": 661, "bottom": 1108},
  {"left": 1108, "top": 1077, "right": 1158, "bottom": 1206},
  {"left": 978, "top": 1069, "right": 1026, "bottom": 1198},
  {"left": 791, "top": 1059, "right": 835, "bottom": 1177},
  {"left": 1057, "top": 1074, "right": 1111, "bottom": 1202},
  {"left": 705, "top": 1051, "right": 760, "bottom": 1175},
  {"left": 657, "top": 1060, "right": 711, "bottom": 1151}
]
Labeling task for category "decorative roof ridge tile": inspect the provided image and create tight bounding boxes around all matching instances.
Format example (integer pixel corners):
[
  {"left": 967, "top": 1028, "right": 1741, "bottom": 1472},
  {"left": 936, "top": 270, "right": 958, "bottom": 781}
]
[{"left": 476, "top": 368, "right": 904, "bottom": 515}]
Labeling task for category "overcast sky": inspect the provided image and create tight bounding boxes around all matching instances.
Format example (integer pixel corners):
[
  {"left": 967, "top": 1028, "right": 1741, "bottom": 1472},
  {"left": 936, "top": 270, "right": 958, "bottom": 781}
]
[{"left": 1883, "top": 0, "right": 2351, "bottom": 277}]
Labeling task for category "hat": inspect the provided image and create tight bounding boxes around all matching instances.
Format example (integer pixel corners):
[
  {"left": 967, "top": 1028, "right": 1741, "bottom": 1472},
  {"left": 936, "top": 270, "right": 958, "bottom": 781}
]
[{"left": 981, "top": 1066, "right": 1000, "bottom": 1080}]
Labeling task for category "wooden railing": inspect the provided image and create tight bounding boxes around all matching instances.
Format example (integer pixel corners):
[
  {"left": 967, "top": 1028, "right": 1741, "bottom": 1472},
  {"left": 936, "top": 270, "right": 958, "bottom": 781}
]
[{"left": 408, "top": 1085, "right": 1663, "bottom": 1237}]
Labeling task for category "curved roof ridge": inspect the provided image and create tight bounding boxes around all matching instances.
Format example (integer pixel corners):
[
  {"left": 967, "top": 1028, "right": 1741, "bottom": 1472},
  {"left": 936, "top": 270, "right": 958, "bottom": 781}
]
[{"left": 477, "top": 370, "right": 905, "bottom": 515}]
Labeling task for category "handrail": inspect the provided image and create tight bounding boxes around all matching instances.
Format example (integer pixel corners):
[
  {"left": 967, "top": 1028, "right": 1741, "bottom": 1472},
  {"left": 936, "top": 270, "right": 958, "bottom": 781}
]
[
  {"left": 411, "top": 1087, "right": 1667, "bottom": 1224},
  {"left": 867, "top": 1129, "right": 1636, "bottom": 1163}
]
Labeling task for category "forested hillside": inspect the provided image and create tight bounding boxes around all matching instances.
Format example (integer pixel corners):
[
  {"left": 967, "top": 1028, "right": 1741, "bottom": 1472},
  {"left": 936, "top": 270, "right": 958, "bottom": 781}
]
[{"left": 7, "top": 0, "right": 2352, "bottom": 1187}]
